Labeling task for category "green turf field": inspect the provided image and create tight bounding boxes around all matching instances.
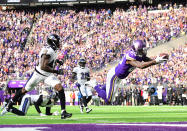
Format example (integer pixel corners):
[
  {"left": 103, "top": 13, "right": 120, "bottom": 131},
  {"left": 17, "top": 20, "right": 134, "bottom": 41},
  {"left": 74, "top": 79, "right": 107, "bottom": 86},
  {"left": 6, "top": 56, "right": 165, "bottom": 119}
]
[{"left": 1, "top": 105, "right": 187, "bottom": 125}]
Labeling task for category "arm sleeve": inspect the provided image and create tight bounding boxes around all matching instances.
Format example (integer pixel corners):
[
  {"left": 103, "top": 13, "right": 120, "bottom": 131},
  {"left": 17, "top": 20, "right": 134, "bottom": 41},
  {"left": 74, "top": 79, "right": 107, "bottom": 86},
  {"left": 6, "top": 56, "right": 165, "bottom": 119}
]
[{"left": 34, "top": 95, "right": 43, "bottom": 114}]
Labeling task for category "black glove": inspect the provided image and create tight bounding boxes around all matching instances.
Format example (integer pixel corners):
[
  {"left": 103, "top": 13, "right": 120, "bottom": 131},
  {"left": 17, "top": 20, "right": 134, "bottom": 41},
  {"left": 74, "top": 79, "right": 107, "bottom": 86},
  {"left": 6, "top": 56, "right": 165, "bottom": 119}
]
[
  {"left": 57, "top": 69, "right": 64, "bottom": 75},
  {"left": 56, "top": 59, "right": 64, "bottom": 65},
  {"left": 76, "top": 82, "right": 81, "bottom": 88},
  {"left": 53, "top": 69, "right": 64, "bottom": 75}
]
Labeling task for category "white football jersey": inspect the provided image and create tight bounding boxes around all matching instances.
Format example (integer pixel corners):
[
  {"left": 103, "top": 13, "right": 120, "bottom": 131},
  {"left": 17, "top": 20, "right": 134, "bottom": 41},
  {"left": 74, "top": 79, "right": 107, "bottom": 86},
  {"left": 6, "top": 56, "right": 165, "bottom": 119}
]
[
  {"left": 29, "top": 95, "right": 50, "bottom": 106},
  {"left": 73, "top": 66, "right": 90, "bottom": 85},
  {"left": 30, "top": 95, "right": 40, "bottom": 105},
  {"left": 36, "top": 46, "right": 57, "bottom": 76}
]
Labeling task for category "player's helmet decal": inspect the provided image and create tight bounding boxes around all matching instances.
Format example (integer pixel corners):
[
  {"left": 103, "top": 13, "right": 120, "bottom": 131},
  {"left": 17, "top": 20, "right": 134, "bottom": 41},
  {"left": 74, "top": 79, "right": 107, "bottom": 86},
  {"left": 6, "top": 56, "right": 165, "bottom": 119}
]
[
  {"left": 79, "top": 58, "right": 86, "bottom": 68},
  {"left": 132, "top": 40, "right": 147, "bottom": 57},
  {"left": 47, "top": 34, "right": 60, "bottom": 50}
]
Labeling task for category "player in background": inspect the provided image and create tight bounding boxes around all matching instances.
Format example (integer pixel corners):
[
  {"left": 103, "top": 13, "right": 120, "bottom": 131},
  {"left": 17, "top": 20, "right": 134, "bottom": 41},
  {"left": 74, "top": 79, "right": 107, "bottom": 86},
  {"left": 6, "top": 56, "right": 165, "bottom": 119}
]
[
  {"left": 94, "top": 40, "right": 169, "bottom": 104},
  {"left": 2, "top": 34, "right": 72, "bottom": 119},
  {"left": 71, "top": 58, "right": 93, "bottom": 113},
  {"left": 1, "top": 88, "right": 59, "bottom": 116}
]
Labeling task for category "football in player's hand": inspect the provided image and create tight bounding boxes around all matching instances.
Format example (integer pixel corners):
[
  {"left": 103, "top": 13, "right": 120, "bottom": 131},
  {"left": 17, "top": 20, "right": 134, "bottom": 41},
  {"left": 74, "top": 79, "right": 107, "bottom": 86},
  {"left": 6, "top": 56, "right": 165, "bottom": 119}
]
[{"left": 159, "top": 53, "right": 169, "bottom": 59}]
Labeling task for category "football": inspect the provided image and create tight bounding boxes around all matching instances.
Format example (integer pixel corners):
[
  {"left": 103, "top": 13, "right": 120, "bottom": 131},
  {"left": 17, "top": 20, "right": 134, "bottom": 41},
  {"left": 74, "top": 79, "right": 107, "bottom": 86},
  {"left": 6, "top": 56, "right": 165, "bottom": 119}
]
[{"left": 159, "top": 53, "right": 169, "bottom": 59}]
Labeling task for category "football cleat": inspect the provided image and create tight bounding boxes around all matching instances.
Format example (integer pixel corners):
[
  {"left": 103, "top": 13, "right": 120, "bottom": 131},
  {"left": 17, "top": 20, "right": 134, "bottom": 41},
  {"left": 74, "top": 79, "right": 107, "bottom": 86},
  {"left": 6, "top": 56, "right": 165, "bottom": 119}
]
[
  {"left": 86, "top": 108, "right": 92, "bottom": 113},
  {"left": 1, "top": 107, "right": 8, "bottom": 116},
  {"left": 1, "top": 102, "right": 7, "bottom": 111},
  {"left": 5, "top": 100, "right": 13, "bottom": 112},
  {"left": 80, "top": 106, "right": 84, "bottom": 113},
  {"left": 61, "top": 111, "right": 72, "bottom": 119}
]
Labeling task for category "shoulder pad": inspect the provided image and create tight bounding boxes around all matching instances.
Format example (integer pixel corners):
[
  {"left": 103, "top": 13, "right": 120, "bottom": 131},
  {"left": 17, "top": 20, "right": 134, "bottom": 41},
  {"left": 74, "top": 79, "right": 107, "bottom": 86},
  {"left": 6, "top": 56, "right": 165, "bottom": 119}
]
[
  {"left": 73, "top": 67, "right": 79, "bottom": 73},
  {"left": 41, "top": 47, "right": 54, "bottom": 56},
  {"left": 41, "top": 48, "right": 48, "bottom": 55}
]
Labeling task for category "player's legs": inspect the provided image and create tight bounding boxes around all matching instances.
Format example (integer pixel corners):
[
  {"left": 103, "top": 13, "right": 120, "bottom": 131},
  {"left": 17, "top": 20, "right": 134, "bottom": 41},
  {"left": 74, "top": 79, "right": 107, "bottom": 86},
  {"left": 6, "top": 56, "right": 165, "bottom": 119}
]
[
  {"left": 77, "top": 88, "right": 84, "bottom": 113},
  {"left": 79, "top": 85, "right": 92, "bottom": 113},
  {"left": 106, "top": 67, "right": 121, "bottom": 104},
  {"left": 79, "top": 97, "right": 84, "bottom": 113},
  {"left": 19, "top": 94, "right": 31, "bottom": 115},
  {"left": 94, "top": 67, "right": 116, "bottom": 104},
  {"left": 2, "top": 72, "right": 42, "bottom": 114},
  {"left": 11, "top": 107, "right": 25, "bottom": 116},
  {"left": 85, "top": 87, "right": 93, "bottom": 113},
  {"left": 94, "top": 84, "right": 108, "bottom": 103},
  {"left": 45, "top": 75, "right": 72, "bottom": 119},
  {"left": 8, "top": 95, "right": 31, "bottom": 116},
  {"left": 85, "top": 87, "right": 92, "bottom": 104},
  {"left": 79, "top": 84, "right": 87, "bottom": 112},
  {"left": 77, "top": 91, "right": 84, "bottom": 113}
]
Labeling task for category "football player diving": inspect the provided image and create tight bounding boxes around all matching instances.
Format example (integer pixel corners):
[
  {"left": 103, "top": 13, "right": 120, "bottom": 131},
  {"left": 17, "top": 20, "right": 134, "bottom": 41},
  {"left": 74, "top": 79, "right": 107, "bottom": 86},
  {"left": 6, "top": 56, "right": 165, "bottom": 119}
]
[
  {"left": 1, "top": 34, "right": 72, "bottom": 119},
  {"left": 94, "top": 40, "right": 169, "bottom": 104},
  {"left": 71, "top": 58, "right": 93, "bottom": 113}
]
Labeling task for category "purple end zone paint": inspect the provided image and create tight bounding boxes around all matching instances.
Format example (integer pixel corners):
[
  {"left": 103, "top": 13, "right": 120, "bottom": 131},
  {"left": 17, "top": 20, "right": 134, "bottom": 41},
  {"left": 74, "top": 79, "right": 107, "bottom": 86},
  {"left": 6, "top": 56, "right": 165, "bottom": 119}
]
[{"left": 1, "top": 122, "right": 187, "bottom": 131}]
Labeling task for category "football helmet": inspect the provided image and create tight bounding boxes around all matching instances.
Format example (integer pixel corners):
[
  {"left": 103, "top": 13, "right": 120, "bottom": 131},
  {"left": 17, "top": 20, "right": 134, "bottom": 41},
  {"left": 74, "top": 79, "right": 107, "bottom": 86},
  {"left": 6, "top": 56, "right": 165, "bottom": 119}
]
[
  {"left": 79, "top": 58, "right": 86, "bottom": 68},
  {"left": 47, "top": 34, "right": 60, "bottom": 50},
  {"left": 132, "top": 40, "right": 147, "bottom": 57}
]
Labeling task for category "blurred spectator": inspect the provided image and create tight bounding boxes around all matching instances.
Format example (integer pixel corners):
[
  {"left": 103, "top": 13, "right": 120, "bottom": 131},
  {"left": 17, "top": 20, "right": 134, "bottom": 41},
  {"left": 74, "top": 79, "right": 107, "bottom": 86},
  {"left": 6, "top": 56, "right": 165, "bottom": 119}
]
[{"left": 72, "top": 91, "right": 75, "bottom": 105}]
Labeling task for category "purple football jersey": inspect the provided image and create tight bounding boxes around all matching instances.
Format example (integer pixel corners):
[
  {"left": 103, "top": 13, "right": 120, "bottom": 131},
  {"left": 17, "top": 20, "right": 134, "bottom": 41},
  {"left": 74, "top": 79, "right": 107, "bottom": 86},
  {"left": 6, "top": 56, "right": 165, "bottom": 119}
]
[{"left": 115, "top": 50, "right": 144, "bottom": 79}]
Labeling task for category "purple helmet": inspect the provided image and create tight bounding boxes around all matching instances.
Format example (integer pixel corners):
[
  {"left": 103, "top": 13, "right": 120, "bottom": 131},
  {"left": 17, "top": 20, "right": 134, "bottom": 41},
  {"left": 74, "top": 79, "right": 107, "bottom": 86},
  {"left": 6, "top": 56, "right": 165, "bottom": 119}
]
[{"left": 132, "top": 40, "right": 147, "bottom": 57}]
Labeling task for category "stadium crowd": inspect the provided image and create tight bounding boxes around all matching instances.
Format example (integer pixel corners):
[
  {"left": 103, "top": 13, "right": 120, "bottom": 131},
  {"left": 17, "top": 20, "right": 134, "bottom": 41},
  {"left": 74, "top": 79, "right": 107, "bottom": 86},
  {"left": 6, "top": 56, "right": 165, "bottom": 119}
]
[
  {"left": 0, "top": 10, "right": 34, "bottom": 82},
  {"left": 0, "top": 5, "right": 186, "bottom": 105}
]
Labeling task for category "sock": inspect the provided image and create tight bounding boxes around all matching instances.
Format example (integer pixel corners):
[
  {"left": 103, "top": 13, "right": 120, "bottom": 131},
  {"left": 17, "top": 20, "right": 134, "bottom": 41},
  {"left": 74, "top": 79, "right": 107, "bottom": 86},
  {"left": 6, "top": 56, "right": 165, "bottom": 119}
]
[
  {"left": 61, "top": 110, "right": 65, "bottom": 114},
  {"left": 80, "top": 98, "right": 84, "bottom": 107},
  {"left": 82, "top": 96, "right": 87, "bottom": 107},
  {"left": 11, "top": 107, "right": 25, "bottom": 116},
  {"left": 86, "top": 96, "right": 92, "bottom": 104},
  {"left": 58, "top": 88, "right": 65, "bottom": 110},
  {"left": 46, "top": 107, "right": 52, "bottom": 115}
]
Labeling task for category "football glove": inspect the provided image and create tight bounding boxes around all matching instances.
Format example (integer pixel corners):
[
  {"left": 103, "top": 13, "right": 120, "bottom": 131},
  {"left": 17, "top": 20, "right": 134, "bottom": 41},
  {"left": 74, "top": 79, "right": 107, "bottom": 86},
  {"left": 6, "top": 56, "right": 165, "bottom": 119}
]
[
  {"left": 56, "top": 59, "right": 64, "bottom": 65},
  {"left": 54, "top": 69, "right": 64, "bottom": 75},
  {"left": 155, "top": 55, "right": 168, "bottom": 63},
  {"left": 75, "top": 82, "right": 81, "bottom": 88}
]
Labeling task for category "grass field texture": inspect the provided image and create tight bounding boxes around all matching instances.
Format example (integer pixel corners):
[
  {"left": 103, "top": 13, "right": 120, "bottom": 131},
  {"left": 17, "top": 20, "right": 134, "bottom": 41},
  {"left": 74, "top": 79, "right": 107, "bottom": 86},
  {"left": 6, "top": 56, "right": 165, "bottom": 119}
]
[{"left": 0, "top": 105, "right": 187, "bottom": 125}]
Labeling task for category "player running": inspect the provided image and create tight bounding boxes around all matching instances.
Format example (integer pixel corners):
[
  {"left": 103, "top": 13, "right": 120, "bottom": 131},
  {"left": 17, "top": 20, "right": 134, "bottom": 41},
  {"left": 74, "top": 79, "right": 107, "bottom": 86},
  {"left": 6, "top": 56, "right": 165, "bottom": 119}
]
[
  {"left": 94, "top": 40, "right": 169, "bottom": 104},
  {"left": 71, "top": 58, "right": 93, "bottom": 113},
  {"left": 1, "top": 34, "right": 72, "bottom": 119}
]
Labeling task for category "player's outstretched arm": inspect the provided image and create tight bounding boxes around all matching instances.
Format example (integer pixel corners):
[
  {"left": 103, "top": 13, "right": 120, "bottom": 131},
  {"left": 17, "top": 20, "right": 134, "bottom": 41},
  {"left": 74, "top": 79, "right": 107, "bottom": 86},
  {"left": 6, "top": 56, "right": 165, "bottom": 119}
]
[
  {"left": 128, "top": 55, "right": 168, "bottom": 69},
  {"left": 127, "top": 53, "right": 168, "bottom": 69},
  {"left": 127, "top": 60, "right": 157, "bottom": 69}
]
